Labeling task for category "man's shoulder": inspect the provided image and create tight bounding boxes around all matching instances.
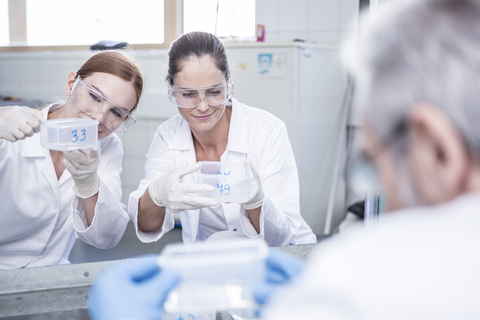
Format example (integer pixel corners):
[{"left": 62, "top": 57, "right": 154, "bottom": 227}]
[{"left": 308, "top": 195, "right": 480, "bottom": 285}]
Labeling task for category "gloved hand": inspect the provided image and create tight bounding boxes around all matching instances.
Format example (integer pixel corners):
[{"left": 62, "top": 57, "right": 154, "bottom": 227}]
[
  {"left": 63, "top": 147, "right": 101, "bottom": 198},
  {"left": 241, "top": 160, "right": 265, "bottom": 210},
  {"left": 254, "top": 248, "right": 306, "bottom": 305},
  {"left": 0, "top": 105, "right": 45, "bottom": 142},
  {"left": 88, "top": 255, "right": 180, "bottom": 320},
  {"left": 148, "top": 163, "right": 218, "bottom": 213}
]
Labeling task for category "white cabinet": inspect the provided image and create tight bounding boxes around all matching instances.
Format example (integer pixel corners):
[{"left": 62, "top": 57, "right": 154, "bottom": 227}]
[{"left": 226, "top": 42, "right": 348, "bottom": 235}]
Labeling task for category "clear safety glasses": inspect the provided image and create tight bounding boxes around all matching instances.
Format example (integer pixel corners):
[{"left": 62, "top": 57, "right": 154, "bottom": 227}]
[
  {"left": 346, "top": 120, "right": 408, "bottom": 197},
  {"left": 167, "top": 80, "right": 234, "bottom": 109},
  {"left": 347, "top": 153, "right": 382, "bottom": 196},
  {"left": 71, "top": 78, "right": 136, "bottom": 133}
]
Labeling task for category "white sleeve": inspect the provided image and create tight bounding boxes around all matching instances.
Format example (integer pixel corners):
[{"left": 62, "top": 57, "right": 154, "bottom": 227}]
[
  {"left": 243, "top": 123, "right": 309, "bottom": 246},
  {"left": 72, "top": 137, "right": 129, "bottom": 249},
  {"left": 262, "top": 242, "right": 363, "bottom": 320},
  {"left": 262, "top": 268, "right": 360, "bottom": 320},
  {"left": 127, "top": 128, "right": 176, "bottom": 243},
  {"left": 0, "top": 140, "right": 8, "bottom": 161}
]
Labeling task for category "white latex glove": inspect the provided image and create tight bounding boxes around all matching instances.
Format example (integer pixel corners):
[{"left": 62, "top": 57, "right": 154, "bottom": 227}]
[
  {"left": 148, "top": 163, "right": 218, "bottom": 213},
  {"left": 241, "top": 160, "right": 265, "bottom": 210},
  {"left": 63, "top": 147, "right": 101, "bottom": 199},
  {"left": 0, "top": 105, "right": 45, "bottom": 142}
]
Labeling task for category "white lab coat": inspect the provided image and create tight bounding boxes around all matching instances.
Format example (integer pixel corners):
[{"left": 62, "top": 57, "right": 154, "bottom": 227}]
[
  {"left": 128, "top": 98, "right": 316, "bottom": 246},
  {"left": 0, "top": 105, "right": 129, "bottom": 269},
  {"left": 263, "top": 193, "right": 480, "bottom": 319}
]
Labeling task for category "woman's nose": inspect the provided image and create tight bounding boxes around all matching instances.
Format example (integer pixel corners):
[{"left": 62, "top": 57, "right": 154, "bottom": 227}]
[
  {"left": 90, "top": 112, "right": 106, "bottom": 124},
  {"left": 196, "top": 99, "right": 210, "bottom": 112}
]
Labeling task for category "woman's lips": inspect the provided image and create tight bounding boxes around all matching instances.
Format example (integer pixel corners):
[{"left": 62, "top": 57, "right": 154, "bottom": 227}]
[{"left": 193, "top": 112, "right": 214, "bottom": 120}]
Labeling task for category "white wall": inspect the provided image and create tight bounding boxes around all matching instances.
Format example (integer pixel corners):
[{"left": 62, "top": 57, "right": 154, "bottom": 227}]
[
  {"left": 256, "top": 0, "right": 362, "bottom": 220},
  {"left": 0, "top": 0, "right": 360, "bottom": 216},
  {"left": 256, "top": 0, "right": 359, "bottom": 47}
]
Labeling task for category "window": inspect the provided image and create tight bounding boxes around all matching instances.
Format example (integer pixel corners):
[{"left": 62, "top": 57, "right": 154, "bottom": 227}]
[
  {"left": 183, "top": 0, "right": 256, "bottom": 38},
  {"left": 0, "top": 0, "right": 8, "bottom": 46},
  {"left": 26, "top": 0, "right": 164, "bottom": 46},
  {"left": 1, "top": 0, "right": 180, "bottom": 50}
]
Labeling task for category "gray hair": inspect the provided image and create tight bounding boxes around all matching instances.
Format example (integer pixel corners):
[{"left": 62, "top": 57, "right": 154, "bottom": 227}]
[{"left": 343, "top": 0, "right": 480, "bottom": 160}]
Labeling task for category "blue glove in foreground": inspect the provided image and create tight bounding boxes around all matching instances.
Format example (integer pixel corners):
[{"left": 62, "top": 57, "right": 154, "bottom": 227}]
[
  {"left": 254, "top": 248, "right": 306, "bottom": 305},
  {"left": 88, "top": 255, "right": 180, "bottom": 320}
]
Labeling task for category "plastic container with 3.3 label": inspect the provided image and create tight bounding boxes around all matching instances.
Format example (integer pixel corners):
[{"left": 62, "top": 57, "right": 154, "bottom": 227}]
[{"left": 40, "top": 118, "right": 98, "bottom": 151}]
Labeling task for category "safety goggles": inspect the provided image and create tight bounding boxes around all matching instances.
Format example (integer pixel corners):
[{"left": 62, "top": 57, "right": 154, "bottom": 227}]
[
  {"left": 167, "top": 80, "right": 234, "bottom": 109},
  {"left": 346, "top": 120, "right": 408, "bottom": 197},
  {"left": 347, "top": 152, "right": 382, "bottom": 196},
  {"left": 71, "top": 77, "right": 136, "bottom": 133}
]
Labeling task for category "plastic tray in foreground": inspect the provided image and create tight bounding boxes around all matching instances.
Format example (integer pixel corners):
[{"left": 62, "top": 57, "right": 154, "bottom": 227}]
[{"left": 158, "top": 239, "right": 268, "bottom": 315}]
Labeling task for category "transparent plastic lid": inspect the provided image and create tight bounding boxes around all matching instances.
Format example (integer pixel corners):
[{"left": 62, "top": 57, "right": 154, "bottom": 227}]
[
  {"left": 40, "top": 118, "right": 98, "bottom": 151},
  {"left": 158, "top": 239, "right": 268, "bottom": 314},
  {"left": 197, "top": 161, "right": 253, "bottom": 203}
]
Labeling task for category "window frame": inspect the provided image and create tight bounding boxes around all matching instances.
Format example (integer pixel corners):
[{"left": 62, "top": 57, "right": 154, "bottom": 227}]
[{"left": 0, "top": 0, "right": 182, "bottom": 52}]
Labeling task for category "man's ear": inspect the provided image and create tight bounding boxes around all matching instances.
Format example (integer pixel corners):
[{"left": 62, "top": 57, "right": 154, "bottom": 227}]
[
  {"left": 65, "top": 71, "right": 78, "bottom": 96},
  {"left": 407, "top": 103, "right": 470, "bottom": 198}
]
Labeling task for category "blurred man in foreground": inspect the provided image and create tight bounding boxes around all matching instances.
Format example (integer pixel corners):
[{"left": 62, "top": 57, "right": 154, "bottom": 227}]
[
  {"left": 88, "top": 0, "right": 480, "bottom": 319},
  {"left": 259, "top": 0, "right": 480, "bottom": 318}
]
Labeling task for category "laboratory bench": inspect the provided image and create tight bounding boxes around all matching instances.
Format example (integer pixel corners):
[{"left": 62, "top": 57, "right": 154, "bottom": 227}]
[{"left": 0, "top": 244, "right": 318, "bottom": 320}]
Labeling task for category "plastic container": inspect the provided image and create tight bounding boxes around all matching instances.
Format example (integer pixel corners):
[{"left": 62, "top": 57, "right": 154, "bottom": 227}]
[
  {"left": 197, "top": 161, "right": 253, "bottom": 203},
  {"left": 158, "top": 239, "right": 268, "bottom": 316},
  {"left": 40, "top": 118, "right": 98, "bottom": 151}
]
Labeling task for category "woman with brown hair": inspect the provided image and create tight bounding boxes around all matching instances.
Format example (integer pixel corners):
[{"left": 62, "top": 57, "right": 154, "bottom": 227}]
[
  {"left": 0, "top": 50, "right": 143, "bottom": 269},
  {"left": 129, "top": 32, "right": 316, "bottom": 247}
]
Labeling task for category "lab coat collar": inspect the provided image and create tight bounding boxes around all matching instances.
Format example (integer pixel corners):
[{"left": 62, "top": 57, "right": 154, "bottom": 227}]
[
  {"left": 167, "top": 117, "right": 195, "bottom": 151},
  {"left": 226, "top": 97, "right": 248, "bottom": 154},
  {"left": 22, "top": 106, "right": 51, "bottom": 158}
]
